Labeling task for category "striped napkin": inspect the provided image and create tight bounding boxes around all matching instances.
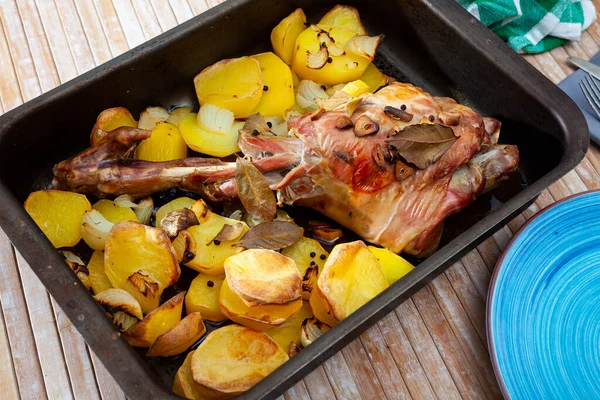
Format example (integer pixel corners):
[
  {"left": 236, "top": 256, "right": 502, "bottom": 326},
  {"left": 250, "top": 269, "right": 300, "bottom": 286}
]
[{"left": 458, "top": 0, "right": 597, "bottom": 53}]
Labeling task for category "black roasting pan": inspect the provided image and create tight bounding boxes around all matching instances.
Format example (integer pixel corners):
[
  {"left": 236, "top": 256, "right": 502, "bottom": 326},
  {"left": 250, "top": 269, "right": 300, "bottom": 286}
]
[{"left": 0, "top": 0, "right": 588, "bottom": 398}]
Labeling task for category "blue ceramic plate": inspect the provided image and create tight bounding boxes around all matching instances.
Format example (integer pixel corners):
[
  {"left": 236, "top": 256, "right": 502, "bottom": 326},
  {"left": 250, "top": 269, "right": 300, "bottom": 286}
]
[{"left": 488, "top": 191, "right": 600, "bottom": 399}]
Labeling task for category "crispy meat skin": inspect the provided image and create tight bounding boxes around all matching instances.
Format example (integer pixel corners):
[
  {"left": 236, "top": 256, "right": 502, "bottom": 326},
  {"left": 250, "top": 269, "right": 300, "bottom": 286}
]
[{"left": 52, "top": 83, "right": 519, "bottom": 256}]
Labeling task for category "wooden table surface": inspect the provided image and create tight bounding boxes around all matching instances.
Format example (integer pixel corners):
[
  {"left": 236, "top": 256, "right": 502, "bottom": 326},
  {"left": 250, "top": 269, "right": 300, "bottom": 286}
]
[{"left": 1, "top": 1, "right": 600, "bottom": 399}]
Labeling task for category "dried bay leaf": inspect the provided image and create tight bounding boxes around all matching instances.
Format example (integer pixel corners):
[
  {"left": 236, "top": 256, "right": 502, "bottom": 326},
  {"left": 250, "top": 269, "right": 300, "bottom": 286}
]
[
  {"left": 207, "top": 222, "right": 245, "bottom": 245},
  {"left": 386, "top": 123, "right": 458, "bottom": 169},
  {"left": 236, "top": 220, "right": 303, "bottom": 250},
  {"left": 235, "top": 158, "right": 277, "bottom": 223}
]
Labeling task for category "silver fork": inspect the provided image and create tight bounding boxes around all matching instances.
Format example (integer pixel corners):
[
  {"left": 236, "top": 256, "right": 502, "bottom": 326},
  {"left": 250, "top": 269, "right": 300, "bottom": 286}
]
[{"left": 579, "top": 74, "right": 600, "bottom": 119}]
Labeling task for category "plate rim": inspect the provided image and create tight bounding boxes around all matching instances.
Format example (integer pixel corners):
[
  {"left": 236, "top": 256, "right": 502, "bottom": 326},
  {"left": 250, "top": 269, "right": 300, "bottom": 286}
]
[{"left": 486, "top": 189, "right": 600, "bottom": 399}]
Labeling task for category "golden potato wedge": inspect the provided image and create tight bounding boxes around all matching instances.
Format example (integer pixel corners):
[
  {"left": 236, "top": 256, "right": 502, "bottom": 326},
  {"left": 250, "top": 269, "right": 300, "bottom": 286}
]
[
  {"left": 135, "top": 122, "right": 188, "bottom": 161},
  {"left": 105, "top": 221, "right": 180, "bottom": 313},
  {"left": 87, "top": 250, "right": 112, "bottom": 295},
  {"left": 92, "top": 199, "right": 138, "bottom": 223},
  {"left": 368, "top": 246, "right": 414, "bottom": 285},
  {"left": 184, "top": 213, "right": 249, "bottom": 276},
  {"left": 341, "top": 80, "right": 370, "bottom": 97},
  {"left": 191, "top": 325, "right": 289, "bottom": 397},
  {"left": 167, "top": 106, "right": 193, "bottom": 126},
  {"left": 155, "top": 197, "right": 197, "bottom": 226},
  {"left": 147, "top": 312, "right": 206, "bottom": 357},
  {"left": 318, "top": 5, "right": 366, "bottom": 35},
  {"left": 124, "top": 292, "right": 185, "bottom": 347},
  {"left": 309, "top": 286, "right": 339, "bottom": 327},
  {"left": 318, "top": 241, "right": 389, "bottom": 320},
  {"left": 173, "top": 350, "right": 213, "bottom": 399},
  {"left": 219, "top": 280, "right": 302, "bottom": 331},
  {"left": 271, "top": 8, "right": 306, "bottom": 65},
  {"left": 24, "top": 190, "right": 91, "bottom": 248},
  {"left": 266, "top": 301, "right": 313, "bottom": 351},
  {"left": 138, "top": 106, "right": 169, "bottom": 130},
  {"left": 292, "top": 25, "right": 373, "bottom": 85},
  {"left": 359, "top": 63, "right": 388, "bottom": 92},
  {"left": 94, "top": 288, "right": 143, "bottom": 332},
  {"left": 179, "top": 112, "right": 242, "bottom": 158},
  {"left": 250, "top": 52, "right": 295, "bottom": 117},
  {"left": 281, "top": 237, "right": 329, "bottom": 300},
  {"left": 90, "top": 107, "right": 137, "bottom": 145},
  {"left": 194, "top": 57, "right": 263, "bottom": 118},
  {"left": 224, "top": 249, "right": 302, "bottom": 306},
  {"left": 186, "top": 274, "right": 227, "bottom": 322}
]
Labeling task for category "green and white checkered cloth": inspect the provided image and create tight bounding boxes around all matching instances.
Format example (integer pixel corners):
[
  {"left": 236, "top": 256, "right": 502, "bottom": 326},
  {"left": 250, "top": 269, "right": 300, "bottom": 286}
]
[{"left": 458, "top": 0, "right": 597, "bottom": 53}]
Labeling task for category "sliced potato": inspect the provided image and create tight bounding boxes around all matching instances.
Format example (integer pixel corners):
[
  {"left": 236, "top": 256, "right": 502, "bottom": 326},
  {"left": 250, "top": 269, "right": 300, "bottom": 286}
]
[
  {"left": 179, "top": 113, "right": 242, "bottom": 158},
  {"left": 186, "top": 274, "right": 227, "bottom": 322},
  {"left": 90, "top": 107, "right": 137, "bottom": 145},
  {"left": 92, "top": 199, "right": 138, "bottom": 223},
  {"left": 224, "top": 249, "right": 302, "bottom": 306},
  {"left": 105, "top": 221, "right": 180, "bottom": 313},
  {"left": 368, "top": 246, "right": 414, "bottom": 285},
  {"left": 24, "top": 190, "right": 91, "bottom": 248},
  {"left": 251, "top": 52, "right": 295, "bottom": 117},
  {"left": 184, "top": 213, "right": 249, "bottom": 276},
  {"left": 138, "top": 106, "right": 169, "bottom": 130},
  {"left": 318, "top": 5, "right": 366, "bottom": 36},
  {"left": 135, "top": 122, "right": 188, "bottom": 161},
  {"left": 155, "top": 196, "right": 197, "bottom": 226},
  {"left": 309, "top": 286, "right": 338, "bottom": 327},
  {"left": 271, "top": 8, "right": 307, "bottom": 65},
  {"left": 341, "top": 80, "right": 370, "bottom": 97},
  {"left": 194, "top": 57, "right": 263, "bottom": 118},
  {"left": 167, "top": 106, "right": 193, "bottom": 126},
  {"left": 219, "top": 280, "right": 302, "bottom": 331},
  {"left": 124, "top": 292, "right": 185, "bottom": 347},
  {"left": 281, "top": 237, "right": 329, "bottom": 300},
  {"left": 266, "top": 301, "right": 313, "bottom": 351},
  {"left": 318, "top": 241, "right": 389, "bottom": 320},
  {"left": 359, "top": 63, "right": 388, "bottom": 92},
  {"left": 292, "top": 24, "right": 373, "bottom": 85},
  {"left": 147, "top": 312, "right": 206, "bottom": 357},
  {"left": 191, "top": 325, "right": 288, "bottom": 397},
  {"left": 173, "top": 350, "right": 215, "bottom": 399},
  {"left": 87, "top": 250, "right": 112, "bottom": 294}
]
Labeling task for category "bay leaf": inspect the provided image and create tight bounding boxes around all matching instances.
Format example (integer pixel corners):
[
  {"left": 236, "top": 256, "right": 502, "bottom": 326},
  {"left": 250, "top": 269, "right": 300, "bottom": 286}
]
[
  {"left": 386, "top": 123, "right": 458, "bottom": 169},
  {"left": 235, "top": 220, "right": 304, "bottom": 250},
  {"left": 235, "top": 157, "right": 277, "bottom": 223},
  {"left": 207, "top": 222, "right": 245, "bottom": 245},
  {"left": 242, "top": 113, "right": 271, "bottom": 135}
]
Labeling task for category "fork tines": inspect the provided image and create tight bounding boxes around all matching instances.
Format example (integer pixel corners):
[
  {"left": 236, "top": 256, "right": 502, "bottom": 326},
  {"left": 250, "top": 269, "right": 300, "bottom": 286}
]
[{"left": 580, "top": 74, "right": 600, "bottom": 119}]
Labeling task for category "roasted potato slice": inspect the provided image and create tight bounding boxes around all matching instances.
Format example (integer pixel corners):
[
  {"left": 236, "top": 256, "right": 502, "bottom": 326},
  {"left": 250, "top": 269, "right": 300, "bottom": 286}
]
[
  {"left": 92, "top": 199, "right": 138, "bottom": 223},
  {"left": 186, "top": 274, "right": 227, "bottom": 322},
  {"left": 219, "top": 280, "right": 302, "bottom": 331},
  {"left": 368, "top": 246, "right": 414, "bottom": 285},
  {"left": 24, "top": 190, "right": 91, "bottom": 248},
  {"left": 90, "top": 107, "right": 137, "bottom": 145},
  {"left": 155, "top": 196, "right": 197, "bottom": 226},
  {"left": 87, "top": 250, "right": 112, "bottom": 294},
  {"left": 359, "top": 63, "right": 388, "bottom": 92},
  {"left": 318, "top": 241, "right": 389, "bottom": 320},
  {"left": 94, "top": 288, "right": 143, "bottom": 332},
  {"left": 191, "top": 325, "right": 289, "bottom": 397},
  {"left": 124, "top": 292, "right": 185, "bottom": 347},
  {"left": 147, "top": 312, "right": 206, "bottom": 357},
  {"left": 251, "top": 52, "right": 295, "bottom": 117},
  {"left": 271, "top": 8, "right": 306, "bottom": 65},
  {"left": 173, "top": 350, "right": 214, "bottom": 399},
  {"left": 224, "top": 249, "right": 302, "bottom": 306},
  {"left": 318, "top": 5, "right": 366, "bottom": 36},
  {"left": 266, "top": 301, "right": 313, "bottom": 351},
  {"left": 105, "top": 221, "right": 180, "bottom": 313},
  {"left": 309, "top": 286, "right": 339, "bottom": 327},
  {"left": 184, "top": 213, "right": 249, "bottom": 276},
  {"left": 179, "top": 113, "right": 243, "bottom": 158},
  {"left": 194, "top": 57, "right": 263, "bottom": 118},
  {"left": 281, "top": 237, "right": 329, "bottom": 300},
  {"left": 135, "top": 121, "right": 188, "bottom": 162}
]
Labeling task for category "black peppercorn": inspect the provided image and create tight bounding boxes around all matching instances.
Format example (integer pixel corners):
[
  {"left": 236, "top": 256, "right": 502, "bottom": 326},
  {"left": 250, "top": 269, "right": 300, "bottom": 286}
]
[
  {"left": 207, "top": 280, "right": 214, "bottom": 287},
  {"left": 400, "top": 104, "right": 406, "bottom": 111},
  {"left": 310, "top": 261, "right": 317, "bottom": 267},
  {"left": 327, "top": 57, "right": 333, "bottom": 63},
  {"left": 310, "top": 252, "right": 316, "bottom": 258},
  {"left": 321, "top": 85, "right": 327, "bottom": 91},
  {"left": 214, "top": 239, "right": 221, "bottom": 246},
  {"left": 320, "top": 254, "right": 326, "bottom": 260},
  {"left": 266, "top": 121, "right": 272, "bottom": 128},
  {"left": 429, "top": 115, "right": 435, "bottom": 122},
  {"left": 263, "top": 85, "right": 269, "bottom": 91},
  {"left": 252, "top": 129, "right": 259, "bottom": 136}
]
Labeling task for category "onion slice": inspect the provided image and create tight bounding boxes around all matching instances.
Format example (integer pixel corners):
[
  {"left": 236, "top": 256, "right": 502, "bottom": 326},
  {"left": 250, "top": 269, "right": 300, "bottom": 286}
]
[
  {"left": 197, "top": 103, "right": 235, "bottom": 134},
  {"left": 345, "top": 35, "right": 384, "bottom": 61}
]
